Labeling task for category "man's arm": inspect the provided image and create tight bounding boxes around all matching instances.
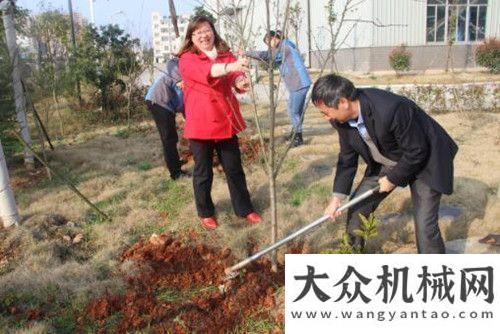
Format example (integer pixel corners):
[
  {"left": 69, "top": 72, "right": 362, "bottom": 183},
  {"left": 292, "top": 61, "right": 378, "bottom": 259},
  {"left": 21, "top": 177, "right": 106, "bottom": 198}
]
[
  {"left": 385, "top": 102, "right": 430, "bottom": 187},
  {"left": 333, "top": 129, "right": 359, "bottom": 197},
  {"left": 245, "top": 50, "right": 271, "bottom": 61},
  {"left": 245, "top": 48, "right": 282, "bottom": 65},
  {"left": 326, "top": 128, "right": 359, "bottom": 220}
]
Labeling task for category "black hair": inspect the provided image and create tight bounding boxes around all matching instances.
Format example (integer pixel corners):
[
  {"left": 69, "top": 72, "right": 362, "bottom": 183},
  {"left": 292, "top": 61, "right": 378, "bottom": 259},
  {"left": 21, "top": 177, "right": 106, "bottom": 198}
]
[
  {"left": 166, "top": 57, "right": 181, "bottom": 83},
  {"left": 263, "top": 30, "right": 282, "bottom": 44},
  {"left": 311, "top": 74, "right": 358, "bottom": 108}
]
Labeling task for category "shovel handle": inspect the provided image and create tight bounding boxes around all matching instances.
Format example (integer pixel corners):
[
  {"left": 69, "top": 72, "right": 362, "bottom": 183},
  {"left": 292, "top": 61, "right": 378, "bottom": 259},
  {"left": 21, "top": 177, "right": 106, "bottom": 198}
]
[{"left": 225, "top": 186, "right": 380, "bottom": 274}]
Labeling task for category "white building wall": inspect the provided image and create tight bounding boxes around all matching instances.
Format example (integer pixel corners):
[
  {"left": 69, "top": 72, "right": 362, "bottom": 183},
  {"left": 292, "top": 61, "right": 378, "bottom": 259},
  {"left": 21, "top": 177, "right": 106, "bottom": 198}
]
[
  {"left": 152, "top": 12, "right": 189, "bottom": 63},
  {"left": 486, "top": 0, "right": 500, "bottom": 38},
  {"left": 371, "top": 0, "right": 426, "bottom": 47}
]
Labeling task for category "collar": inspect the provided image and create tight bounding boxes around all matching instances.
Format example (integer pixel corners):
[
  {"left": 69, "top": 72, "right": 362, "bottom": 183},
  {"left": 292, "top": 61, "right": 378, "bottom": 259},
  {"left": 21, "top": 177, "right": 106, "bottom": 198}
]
[
  {"left": 201, "top": 46, "right": 218, "bottom": 60},
  {"left": 348, "top": 101, "right": 364, "bottom": 128}
]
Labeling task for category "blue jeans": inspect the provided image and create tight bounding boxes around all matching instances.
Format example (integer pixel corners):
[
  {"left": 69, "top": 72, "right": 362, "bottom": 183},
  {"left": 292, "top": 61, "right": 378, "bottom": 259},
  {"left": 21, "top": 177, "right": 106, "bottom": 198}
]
[{"left": 287, "top": 86, "right": 310, "bottom": 133}]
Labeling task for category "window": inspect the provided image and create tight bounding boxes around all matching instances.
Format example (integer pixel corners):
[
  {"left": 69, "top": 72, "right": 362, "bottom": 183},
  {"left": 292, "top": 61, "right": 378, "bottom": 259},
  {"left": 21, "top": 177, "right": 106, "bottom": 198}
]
[{"left": 426, "top": 0, "right": 487, "bottom": 43}]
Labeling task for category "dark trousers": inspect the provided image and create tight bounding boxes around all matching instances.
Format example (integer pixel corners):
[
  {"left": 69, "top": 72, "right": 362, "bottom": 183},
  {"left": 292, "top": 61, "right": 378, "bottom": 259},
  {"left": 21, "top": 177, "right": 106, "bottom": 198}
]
[
  {"left": 346, "top": 171, "right": 445, "bottom": 254},
  {"left": 147, "top": 102, "right": 182, "bottom": 179},
  {"left": 189, "top": 136, "right": 254, "bottom": 218}
]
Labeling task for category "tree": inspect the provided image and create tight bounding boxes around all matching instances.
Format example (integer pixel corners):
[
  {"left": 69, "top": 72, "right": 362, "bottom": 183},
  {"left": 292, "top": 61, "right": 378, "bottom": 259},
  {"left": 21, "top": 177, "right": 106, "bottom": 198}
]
[
  {"left": 29, "top": 8, "right": 74, "bottom": 104},
  {"left": 0, "top": 138, "right": 19, "bottom": 228},
  {"left": 0, "top": 8, "right": 16, "bottom": 155},
  {"left": 75, "top": 24, "right": 140, "bottom": 115},
  {"left": 288, "top": 1, "right": 302, "bottom": 48},
  {"left": 445, "top": 6, "right": 458, "bottom": 73},
  {"left": 1, "top": 0, "right": 34, "bottom": 168},
  {"left": 192, "top": 5, "right": 216, "bottom": 23}
]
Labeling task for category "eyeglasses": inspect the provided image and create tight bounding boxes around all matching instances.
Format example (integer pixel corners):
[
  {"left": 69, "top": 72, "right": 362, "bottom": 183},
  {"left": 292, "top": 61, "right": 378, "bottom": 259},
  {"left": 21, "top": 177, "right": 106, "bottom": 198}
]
[{"left": 192, "top": 29, "right": 213, "bottom": 37}]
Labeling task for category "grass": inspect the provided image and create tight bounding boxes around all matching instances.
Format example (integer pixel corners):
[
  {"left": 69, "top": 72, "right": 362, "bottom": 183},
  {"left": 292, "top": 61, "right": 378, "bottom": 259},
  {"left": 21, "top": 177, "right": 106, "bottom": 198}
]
[
  {"left": 137, "top": 162, "right": 152, "bottom": 171},
  {"left": 2, "top": 102, "right": 499, "bottom": 331},
  {"left": 114, "top": 128, "right": 130, "bottom": 139},
  {"left": 288, "top": 182, "right": 330, "bottom": 207},
  {"left": 152, "top": 179, "right": 191, "bottom": 220},
  {"left": 235, "top": 317, "right": 278, "bottom": 333},
  {"left": 156, "top": 285, "right": 218, "bottom": 303}
]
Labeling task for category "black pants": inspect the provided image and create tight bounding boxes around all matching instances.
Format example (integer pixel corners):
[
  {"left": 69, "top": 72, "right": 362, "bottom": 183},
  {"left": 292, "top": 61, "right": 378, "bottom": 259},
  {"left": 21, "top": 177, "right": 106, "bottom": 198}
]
[
  {"left": 346, "top": 171, "right": 445, "bottom": 254},
  {"left": 190, "top": 136, "right": 254, "bottom": 218},
  {"left": 147, "top": 102, "right": 182, "bottom": 179}
]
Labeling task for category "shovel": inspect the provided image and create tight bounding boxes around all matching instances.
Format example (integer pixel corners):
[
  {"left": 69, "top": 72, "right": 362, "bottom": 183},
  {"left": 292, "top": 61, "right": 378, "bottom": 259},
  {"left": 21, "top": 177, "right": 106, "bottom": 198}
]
[{"left": 224, "top": 186, "right": 380, "bottom": 278}]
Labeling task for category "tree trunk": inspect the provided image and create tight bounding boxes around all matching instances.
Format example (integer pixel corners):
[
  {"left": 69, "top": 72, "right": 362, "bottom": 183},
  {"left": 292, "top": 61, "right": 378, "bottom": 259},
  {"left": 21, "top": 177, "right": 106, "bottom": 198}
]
[
  {"left": 265, "top": 0, "right": 278, "bottom": 272},
  {"left": 446, "top": 42, "right": 454, "bottom": 73},
  {"left": 2, "top": 0, "right": 35, "bottom": 169},
  {"left": 0, "top": 139, "right": 20, "bottom": 228},
  {"left": 127, "top": 83, "right": 133, "bottom": 127}
]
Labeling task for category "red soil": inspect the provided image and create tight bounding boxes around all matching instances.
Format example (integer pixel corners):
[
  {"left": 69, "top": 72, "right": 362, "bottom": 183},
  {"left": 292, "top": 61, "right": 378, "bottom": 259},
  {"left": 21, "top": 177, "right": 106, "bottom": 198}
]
[{"left": 86, "top": 233, "right": 284, "bottom": 333}]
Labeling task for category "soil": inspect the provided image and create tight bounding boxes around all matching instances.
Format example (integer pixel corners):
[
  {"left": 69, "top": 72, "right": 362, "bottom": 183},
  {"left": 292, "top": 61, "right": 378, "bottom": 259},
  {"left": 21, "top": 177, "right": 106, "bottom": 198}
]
[
  {"left": 85, "top": 232, "right": 284, "bottom": 333},
  {"left": 9, "top": 166, "right": 48, "bottom": 190},
  {"left": 177, "top": 126, "right": 262, "bottom": 170}
]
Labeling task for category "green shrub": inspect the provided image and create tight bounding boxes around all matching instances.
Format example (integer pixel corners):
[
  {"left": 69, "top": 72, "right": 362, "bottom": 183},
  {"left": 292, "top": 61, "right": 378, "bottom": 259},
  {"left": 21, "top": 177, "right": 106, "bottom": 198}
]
[
  {"left": 389, "top": 44, "right": 412, "bottom": 75},
  {"left": 475, "top": 38, "right": 500, "bottom": 74}
]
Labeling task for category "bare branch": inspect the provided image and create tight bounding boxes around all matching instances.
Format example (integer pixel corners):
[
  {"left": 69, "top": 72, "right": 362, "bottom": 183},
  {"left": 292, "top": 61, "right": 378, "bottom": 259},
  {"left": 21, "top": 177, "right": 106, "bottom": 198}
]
[{"left": 343, "top": 19, "right": 407, "bottom": 28}]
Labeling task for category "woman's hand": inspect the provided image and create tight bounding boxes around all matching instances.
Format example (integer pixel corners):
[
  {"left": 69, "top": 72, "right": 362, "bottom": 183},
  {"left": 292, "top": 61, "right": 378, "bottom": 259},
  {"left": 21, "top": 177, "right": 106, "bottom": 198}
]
[{"left": 226, "top": 57, "right": 250, "bottom": 73}]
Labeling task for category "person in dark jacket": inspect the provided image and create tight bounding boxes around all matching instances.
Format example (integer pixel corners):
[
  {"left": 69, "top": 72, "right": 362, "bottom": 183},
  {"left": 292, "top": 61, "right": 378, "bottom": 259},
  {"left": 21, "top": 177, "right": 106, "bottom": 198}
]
[
  {"left": 145, "top": 57, "right": 189, "bottom": 180},
  {"left": 245, "top": 30, "right": 311, "bottom": 147},
  {"left": 311, "top": 74, "right": 458, "bottom": 254}
]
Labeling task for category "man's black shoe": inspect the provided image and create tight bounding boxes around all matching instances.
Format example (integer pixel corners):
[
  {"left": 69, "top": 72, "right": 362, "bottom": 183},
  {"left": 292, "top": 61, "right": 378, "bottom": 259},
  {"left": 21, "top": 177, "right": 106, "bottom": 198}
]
[{"left": 292, "top": 132, "right": 304, "bottom": 147}]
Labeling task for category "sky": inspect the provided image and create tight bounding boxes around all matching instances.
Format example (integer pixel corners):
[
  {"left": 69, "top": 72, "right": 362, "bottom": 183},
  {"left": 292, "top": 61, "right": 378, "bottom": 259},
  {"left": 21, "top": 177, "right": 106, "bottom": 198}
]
[{"left": 16, "top": 0, "right": 200, "bottom": 45}]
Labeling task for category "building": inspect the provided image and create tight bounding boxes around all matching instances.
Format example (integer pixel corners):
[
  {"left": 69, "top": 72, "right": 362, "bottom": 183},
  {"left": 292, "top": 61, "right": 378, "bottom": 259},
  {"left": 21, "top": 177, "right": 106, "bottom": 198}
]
[
  {"left": 151, "top": 12, "right": 190, "bottom": 64},
  {"left": 207, "top": 0, "right": 499, "bottom": 72}
]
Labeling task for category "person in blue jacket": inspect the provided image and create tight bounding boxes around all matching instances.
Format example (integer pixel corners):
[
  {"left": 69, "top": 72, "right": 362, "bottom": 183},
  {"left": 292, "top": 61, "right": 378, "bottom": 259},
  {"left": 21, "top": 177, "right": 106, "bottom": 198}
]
[
  {"left": 145, "top": 57, "right": 190, "bottom": 180},
  {"left": 246, "top": 30, "right": 311, "bottom": 147}
]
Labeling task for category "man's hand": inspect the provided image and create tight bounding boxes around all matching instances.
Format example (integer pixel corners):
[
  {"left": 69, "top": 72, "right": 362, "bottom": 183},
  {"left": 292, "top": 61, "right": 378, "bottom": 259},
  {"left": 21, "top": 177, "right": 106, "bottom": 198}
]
[
  {"left": 378, "top": 176, "right": 396, "bottom": 193},
  {"left": 324, "top": 196, "right": 343, "bottom": 221},
  {"left": 235, "top": 75, "right": 251, "bottom": 92}
]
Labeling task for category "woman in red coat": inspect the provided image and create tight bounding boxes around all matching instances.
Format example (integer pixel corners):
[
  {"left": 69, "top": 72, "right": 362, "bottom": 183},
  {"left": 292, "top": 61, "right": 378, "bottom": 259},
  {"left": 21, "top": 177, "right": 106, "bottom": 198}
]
[{"left": 178, "top": 15, "right": 261, "bottom": 229}]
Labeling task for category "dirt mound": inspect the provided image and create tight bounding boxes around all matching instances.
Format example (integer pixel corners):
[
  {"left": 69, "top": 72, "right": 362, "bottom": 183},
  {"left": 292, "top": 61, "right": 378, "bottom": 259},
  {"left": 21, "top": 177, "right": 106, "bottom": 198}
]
[{"left": 86, "top": 233, "right": 284, "bottom": 333}]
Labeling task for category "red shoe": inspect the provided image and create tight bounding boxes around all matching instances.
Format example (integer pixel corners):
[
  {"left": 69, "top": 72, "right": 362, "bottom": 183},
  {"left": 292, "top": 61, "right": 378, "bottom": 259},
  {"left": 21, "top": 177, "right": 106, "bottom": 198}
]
[
  {"left": 245, "top": 212, "right": 262, "bottom": 225},
  {"left": 201, "top": 217, "right": 218, "bottom": 230}
]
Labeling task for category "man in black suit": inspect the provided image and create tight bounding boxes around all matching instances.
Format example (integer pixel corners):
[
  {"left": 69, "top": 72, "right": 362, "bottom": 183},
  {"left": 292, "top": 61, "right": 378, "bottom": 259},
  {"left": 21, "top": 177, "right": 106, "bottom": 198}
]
[{"left": 311, "top": 74, "right": 458, "bottom": 253}]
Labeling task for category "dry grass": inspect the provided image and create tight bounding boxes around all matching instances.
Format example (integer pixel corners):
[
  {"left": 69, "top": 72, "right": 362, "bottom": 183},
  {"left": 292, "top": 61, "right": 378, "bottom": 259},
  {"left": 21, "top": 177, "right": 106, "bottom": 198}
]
[{"left": 1, "top": 101, "right": 499, "bottom": 330}]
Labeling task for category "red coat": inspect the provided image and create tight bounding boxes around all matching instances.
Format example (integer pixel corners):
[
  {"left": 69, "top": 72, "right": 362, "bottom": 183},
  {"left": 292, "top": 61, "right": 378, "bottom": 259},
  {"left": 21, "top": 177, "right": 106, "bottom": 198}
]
[{"left": 179, "top": 50, "right": 246, "bottom": 139}]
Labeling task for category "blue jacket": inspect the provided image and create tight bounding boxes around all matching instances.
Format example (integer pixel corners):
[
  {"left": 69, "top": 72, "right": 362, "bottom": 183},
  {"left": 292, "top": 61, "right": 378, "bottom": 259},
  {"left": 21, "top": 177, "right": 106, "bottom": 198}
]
[
  {"left": 246, "top": 39, "right": 311, "bottom": 92},
  {"left": 145, "top": 58, "right": 184, "bottom": 114}
]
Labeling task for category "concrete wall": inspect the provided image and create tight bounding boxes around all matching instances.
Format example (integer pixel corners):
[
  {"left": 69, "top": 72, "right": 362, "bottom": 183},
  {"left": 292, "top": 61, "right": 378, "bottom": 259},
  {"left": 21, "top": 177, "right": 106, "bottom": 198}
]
[
  {"left": 238, "top": 81, "right": 499, "bottom": 112},
  {"left": 311, "top": 44, "right": 483, "bottom": 72}
]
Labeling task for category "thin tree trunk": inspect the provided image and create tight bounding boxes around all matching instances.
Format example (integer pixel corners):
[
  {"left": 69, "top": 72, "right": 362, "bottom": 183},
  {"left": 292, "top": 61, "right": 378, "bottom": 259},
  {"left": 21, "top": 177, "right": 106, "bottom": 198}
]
[
  {"left": 127, "top": 82, "right": 133, "bottom": 128},
  {"left": 265, "top": 0, "right": 278, "bottom": 272},
  {"left": 2, "top": 0, "right": 35, "bottom": 169},
  {"left": 446, "top": 42, "right": 452, "bottom": 73},
  {"left": 52, "top": 89, "right": 65, "bottom": 137},
  {"left": 0, "top": 139, "right": 20, "bottom": 228}
]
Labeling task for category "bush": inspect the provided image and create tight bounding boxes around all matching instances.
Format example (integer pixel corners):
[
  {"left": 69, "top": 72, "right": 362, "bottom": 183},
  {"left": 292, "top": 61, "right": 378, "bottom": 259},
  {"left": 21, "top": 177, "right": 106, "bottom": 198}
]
[
  {"left": 388, "top": 44, "right": 412, "bottom": 75},
  {"left": 475, "top": 38, "right": 500, "bottom": 74}
]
